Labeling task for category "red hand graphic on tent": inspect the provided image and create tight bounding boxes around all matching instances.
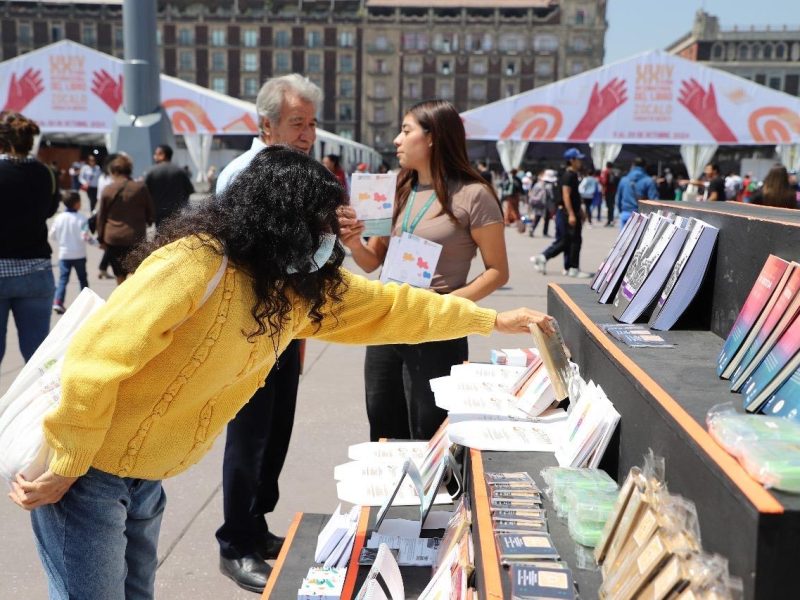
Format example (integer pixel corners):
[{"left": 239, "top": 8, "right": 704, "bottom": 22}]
[
  {"left": 567, "top": 78, "right": 628, "bottom": 141},
  {"left": 678, "top": 79, "right": 737, "bottom": 143},
  {"left": 91, "top": 70, "right": 123, "bottom": 112},
  {"left": 2, "top": 68, "right": 44, "bottom": 112}
]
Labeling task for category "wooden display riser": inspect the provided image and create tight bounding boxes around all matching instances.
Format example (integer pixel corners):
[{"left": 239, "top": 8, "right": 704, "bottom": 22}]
[{"left": 548, "top": 282, "right": 800, "bottom": 600}]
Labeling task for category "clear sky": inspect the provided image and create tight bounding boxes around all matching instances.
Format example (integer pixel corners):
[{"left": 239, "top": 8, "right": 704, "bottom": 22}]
[{"left": 604, "top": 0, "right": 800, "bottom": 64}]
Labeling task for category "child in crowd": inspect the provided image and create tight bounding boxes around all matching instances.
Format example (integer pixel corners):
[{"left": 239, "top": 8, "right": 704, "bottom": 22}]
[{"left": 49, "top": 191, "right": 93, "bottom": 314}]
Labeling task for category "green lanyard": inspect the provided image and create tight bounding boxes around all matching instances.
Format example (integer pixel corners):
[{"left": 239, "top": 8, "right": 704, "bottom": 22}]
[{"left": 401, "top": 185, "right": 438, "bottom": 234}]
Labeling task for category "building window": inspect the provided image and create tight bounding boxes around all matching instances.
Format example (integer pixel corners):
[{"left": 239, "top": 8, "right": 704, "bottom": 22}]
[
  {"left": 481, "top": 33, "right": 494, "bottom": 51},
  {"left": 373, "top": 35, "right": 389, "bottom": 50},
  {"left": 403, "top": 32, "right": 428, "bottom": 51},
  {"left": 340, "top": 78, "right": 354, "bottom": 97},
  {"left": 243, "top": 52, "right": 258, "bottom": 72},
  {"left": 339, "top": 54, "right": 354, "bottom": 73},
  {"left": 155, "top": 29, "right": 162, "bottom": 47},
  {"left": 373, "top": 81, "right": 387, "bottom": 98},
  {"left": 769, "top": 76, "right": 782, "bottom": 90},
  {"left": 275, "top": 52, "right": 290, "bottom": 73},
  {"left": 275, "top": 30, "right": 290, "bottom": 48},
  {"left": 535, "top": 60, "right": 554, "bottom": 77},
  {"left": 18, "top": 22, "right": 32, "bottom": 45},
  {"left": 775, "top": 43, "right": 787, "bottom": 59},
  {"left": 738, "top": 44, "right": 750, "bottom": 61},
  {"left": 307, "top": 53, "right": 322, "bottom": 73},
  {"left": 575, "top": 9, "right": 586, "bottom": 25},
  {"left": 471, "top": 59, "right": 488, "bottom": 75},
  {"left": 439, "top": 81, "right": 454, "bottom": 100},
  {"left": 211, "top": 77, "right": 226, "bottom": 94},
  {"left": 51, "top": 22, "right": 64, "bottom": 42},
  {"left": 339, "top": 30, "right": 355, "bottom": 48},
  {"left": 433, "top": 33, "right": 457, "bottom": 53},
  {"left": 307, "top": 30, "right": 323, "bottom": 48},
  {"left": 405, "top": 57, "right": 423, "bottom": 74},
  {"left": 338, "top": 129, "right": 354, "bottom": 140},
  {"left": 763, "top": 44, "right": 773, "bottom": 60},
  {"left": 243, "top": 77, "right": 259, "bottom": 97},
  {"left": 211, "top": 28, "right": 226, "bottom": 47},
  {"left": 440, "top": 60, "right": 452, "bottom": 75},
  {"left": 243, "top": 29, "right": 258, "bottom": 48},
  {"left": 506, "top": 61, "right": 517, "bottom": 76},
  {"left": 373, "top": 105, "right": 387, "bottom": 122},
  {"left": 499, "top": 34, "right": 523, "bottom": 53},
  {"left": 179, "top": 50, "right": 194, "bottom": 71},
  {"left": 469, "top": 82, "right": 486, "bottom": 101},
  {"left": 571, "top": 36, "right": 589, "bottom": 52},
  {"left": 504, "top": 83, "right": 517, "bottom": 98},
  {"left": 404, "top": 80, "right": 420, "bottom": 98},
  {"left": 711, "top": 42, "right": 724, "bottom": 60},
  {"left": 339, "top": 103, "right": 354, "bottom": 121},
  {"left": 211, "top": 51, "right": 226, "bottom": 71},
  {"left": 570, "top": 61, "right": 585, "bottom": 76},
  {"left": 533, "top": 34, "right": 558, "bottom": 53},
  {"left": 82, "top": 23, "right": 97, "bottom": 46},
  {"left": 178, "top": 27, "right": 193, "bottom": 46}
]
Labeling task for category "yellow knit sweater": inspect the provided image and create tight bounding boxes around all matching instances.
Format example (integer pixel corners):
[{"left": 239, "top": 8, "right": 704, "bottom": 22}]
[{"left": 45, "top": 238, "right": 497, "bottom": 479}]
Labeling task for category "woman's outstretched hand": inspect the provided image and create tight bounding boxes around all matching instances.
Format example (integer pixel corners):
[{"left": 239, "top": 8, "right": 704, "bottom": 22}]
[{"left": 495, "top": 308, "right": 556, "bottom": 335}]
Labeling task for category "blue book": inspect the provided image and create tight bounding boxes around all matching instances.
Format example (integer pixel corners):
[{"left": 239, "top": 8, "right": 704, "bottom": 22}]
[
  {"left": 760, "top": 368, "right": 800, "bottom": 424},
  {"left": 510, "top": 563, "right": 576, "bottom": 599}
]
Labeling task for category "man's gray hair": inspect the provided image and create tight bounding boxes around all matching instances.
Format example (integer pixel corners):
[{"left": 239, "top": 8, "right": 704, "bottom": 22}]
[{"left": 255, "top": 74, "right": 323, "bottom": 124}]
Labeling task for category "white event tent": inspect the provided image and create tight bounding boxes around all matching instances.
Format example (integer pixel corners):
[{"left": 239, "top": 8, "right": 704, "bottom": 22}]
[
  {"left": 463, "top": 50, "right": 800, "bottom": 184},
  {"left": 0, "top": 40, "right": 381, "bottom": 180}
]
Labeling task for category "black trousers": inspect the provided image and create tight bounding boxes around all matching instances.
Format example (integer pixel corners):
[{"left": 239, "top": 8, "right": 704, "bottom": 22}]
[
  {"left": 605, "top": 193, "right": 615, "bottom": 224},
  {"left": 542, "top": 208, "right": 583, "bottom": 270},
  {"left": 216, "top": 339, "right": 301, "bottom": 559},
  {"left": 364, "top": 337, "right": 468, "bottom": 442},
  {"left": 87, "top": 186, "right": 98, "bottom": 212}
]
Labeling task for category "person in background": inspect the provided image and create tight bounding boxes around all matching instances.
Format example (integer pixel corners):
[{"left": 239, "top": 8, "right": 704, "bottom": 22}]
[
  {"left": 0, "top": 111, "right": 60, "bottom": 372},
  {"left": 656, "top": 168, "right": 676, "bottom": 201},
  {"left": 95, "top": 153, "right": 121, "bottom": 280},
  {"left": 10, "top": 145, "right": 555, "bottom": 600},
  {"left": 68, "top": 159, "right": 83, "bottom": 192},
  {"left": 500, "top": 168, "right": 522, "bottom": 225},
  {"left": 213, "top": 73, "right": 320, "bottom": 593},
  {"left": 615, "top": 157, "right": 659, "bottom": 228},
  {"left": 700, "top": 162, "right": 725, "bottom": 202},
  {"left": 96, "top": 154, "right": 154, "bottom": 285},
  {"left": 742, "top": 172, "right": 753, "bottom": 202},
  {"left": 79, "top": 154, "right": 102, "bottom": 212},
  {"left": 476, "top": 160, "right": 493, "bottom": 185},
  {"left": 527, "top": 168, "right": 556, "bottom": 238},
  {"left": 145, "top": 144, "right": 195, "bottom": 228},
  {"left": 49, "top": 192, "right": 92, "bottom": 314},
  {"left": 724, "top": 171, "right": 742, "bottom": 201},
  {"left": 338, "top": 99, "right": 509, "bottom": 442},
  {"left": 206, "top": 165, "right": 218, "bottom": 194},
  {"left": 322, "top": 153, "right": 348, "bottom": 194},
  {"left": 599, "top": 161, "right": 618, "bottom": 226},
  {"left": 749, "top": 164, "right": 797, "bottom": 209},
  {"left": 532, "top": 148, "right": 592, "bottom": 278},
  {"left": 578, "top": 168, "right": 599, "bottom": 225}
]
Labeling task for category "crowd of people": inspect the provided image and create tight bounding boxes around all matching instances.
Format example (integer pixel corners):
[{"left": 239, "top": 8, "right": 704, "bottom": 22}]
[{"left": 1, "top": 68, "right": 799, "bottom": 600}]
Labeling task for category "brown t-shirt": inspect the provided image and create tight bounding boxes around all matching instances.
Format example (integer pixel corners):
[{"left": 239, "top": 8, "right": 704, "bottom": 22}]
[{"left": 390, "top": 180, "right": 503, "bottom": 293}]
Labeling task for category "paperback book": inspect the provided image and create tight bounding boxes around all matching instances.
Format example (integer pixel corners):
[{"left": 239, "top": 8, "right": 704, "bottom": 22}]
[
  {"left": 599, "top": 214, "right": 649, "bottom": 304},
  {"left": 760, "top": 368, "right": 800, "bottom": 423},
  {"left": 717, "top": 255, "right": 791, "bottom": 379},
  {"left": 509, "top": 563, "right": 577, "bottom": 600},
  {"left": 592, "top": 214, "right": 641, "bottom": 291},
  {"left": 495, "top": 533, "right": 560, "bottom": 564},
  {"left": 529, "top": 320, "right": 571, "bottom": 402}
]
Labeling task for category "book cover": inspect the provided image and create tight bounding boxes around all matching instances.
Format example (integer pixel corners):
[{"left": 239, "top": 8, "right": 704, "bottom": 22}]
[
  {"left": 731, "top": 264, "right": 800, "bottom": 391},
  {"left": 760, "top": 368, "right": 800, "bottom": 424},
  {"left": 718, "top": 255, "right": 791, "bottom": 378},
  {"left": 510, "top": 564, "right": 577, "bottom": 599},
  {"left": 591, "top": 214, "right": 640, "bottom": 291},
  {"left": 496, "top": 533, "right": 560, "bottom": 563},
  {"left": 742, "top": 311, "right": 800, "bottom": 412},
  {"left": 599, "top": 215, "right": 649, "bottom": 304},
  {"left": 529, "top": 320, "right": 571, "bottom": 402},
  {"left": 649, "top": 220, "right": 718, "bottom": 331}
]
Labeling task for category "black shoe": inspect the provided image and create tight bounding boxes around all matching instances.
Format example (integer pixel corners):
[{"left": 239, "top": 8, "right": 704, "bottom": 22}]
[
  {"left": 220, "top": 554, "right": 272, "bottom": 593},
  {"left": 260, "top": 532, "right": 285, "bottom": 560}
]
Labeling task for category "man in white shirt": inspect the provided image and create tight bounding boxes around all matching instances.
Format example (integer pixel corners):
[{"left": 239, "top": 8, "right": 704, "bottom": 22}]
[
  {"left": 214, "top": 73, "right": 321, "bottom": 593},
  {"left": 78, "top": 154, "right": 101, "bottom": 212}
]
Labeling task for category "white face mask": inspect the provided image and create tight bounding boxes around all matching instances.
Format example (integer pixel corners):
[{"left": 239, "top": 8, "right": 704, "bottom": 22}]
[{"left": 286, "top": 233, "right": 337, "bottom": 274}]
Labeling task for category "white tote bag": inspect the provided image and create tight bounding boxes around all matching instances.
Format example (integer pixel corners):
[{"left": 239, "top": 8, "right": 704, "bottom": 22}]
[{"left": 0, "top": 255, "right": 228, "bottom": 485}]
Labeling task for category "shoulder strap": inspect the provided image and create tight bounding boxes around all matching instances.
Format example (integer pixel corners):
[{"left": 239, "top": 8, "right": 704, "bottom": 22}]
[
  {"left": 105, "top": 181, "right": 128, "bottom": 215},
  {"left": 171, "top": 255, "right": 229, "bottom": 331}
]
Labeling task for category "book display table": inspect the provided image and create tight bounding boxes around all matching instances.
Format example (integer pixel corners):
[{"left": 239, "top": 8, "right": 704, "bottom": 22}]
[{"left": 547, "top": 197, "right": 800, "bottom": 600}]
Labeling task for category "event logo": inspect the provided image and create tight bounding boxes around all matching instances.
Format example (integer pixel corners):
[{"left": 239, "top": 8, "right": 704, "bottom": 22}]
[
  {"left": 500, "top": 105, "right": 563, "bottom": 140},
  {"left": 49, "top": 55, "right": 87, "bottom": 111},
  {"left": 2, "top": 68, "right": 44, "bottom": 112},
  {"left": 633, "top": 65, "right": 672, "bottom": 123},
  {"left": 162, "top": 98, "right": 217, "bottom": 134},
  {"left": 748, "top": 107, "right": 800, "bottom": 143},
  {"left": 568, "top": 78, "right": 628, "bottom": 140},
  {"left": 91, "top": 69, "right": 123, "bottom": 112},
  {"left": 677, "top": 79, "right": 737, "bottom": 143}
]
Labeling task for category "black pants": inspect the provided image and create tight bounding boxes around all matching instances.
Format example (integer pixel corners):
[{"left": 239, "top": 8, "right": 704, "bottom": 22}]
[
  {"left": 216, "top": 340, "right": 301, "bottom": 559},
  {"left": 530, "top": 210, "right": 551, "bottom": 236},
  {"left": 542, "top": 208, "right": 583, "bottom": 270},
  {"left": 365, "top": 337, "right": 468, "bottom": 441},
  {"left": 582, "top": 197, "right": 593, "bottom": 223},
  {"left": 605, "top": 193, "right": 615, "bottom": 224},
  {"left": 87, "top": 186, "right": 98, "bottom": 212}
]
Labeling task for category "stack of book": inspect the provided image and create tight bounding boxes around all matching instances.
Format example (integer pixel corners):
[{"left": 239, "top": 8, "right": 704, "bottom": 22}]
[
  {"left": 716, "top": 255, "right": 800, "bottom": 418},
  {"left": 594, "top": 458, "right": 742, "bottom": 599},
  {"left": 297, "top": 567, "right": 347, "bottom": 600},
  {"left": 591, "top": 211, "right": 719, "bottom": 330},
  {"left": 486, "top": 471, "right": 579, "bottom": 600},
  {"left": 490, "top": 347, "right": 540, "bottom": 367},
  {"left": 314, "top": 504, "right": 361, "bottom": 568}
]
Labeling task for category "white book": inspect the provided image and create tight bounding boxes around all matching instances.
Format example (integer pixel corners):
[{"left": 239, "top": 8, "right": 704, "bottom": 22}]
[
  {"left": 355, "top": 544, "right": 404, "bottom": 600},
  {"left": 446, "top": 419, "right": 564, "bottom": 452}
]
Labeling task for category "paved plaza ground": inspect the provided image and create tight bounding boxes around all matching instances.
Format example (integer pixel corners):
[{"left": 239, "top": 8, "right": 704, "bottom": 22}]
[{"left": 0, "top": 198, "right": 618, "bottom": 599}]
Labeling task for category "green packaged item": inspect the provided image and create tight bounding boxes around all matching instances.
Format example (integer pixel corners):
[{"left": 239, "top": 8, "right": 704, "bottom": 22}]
[
  {"left": 540, "top": 467, "right": 617, "bottom": 517},
  {"left": 737, "top": 441, "right": 800, "bottom": 494},
  {"left": 565, "top": 490, "right": 618, "bottom": 547},
  {"left": 706, "top": 403, "right": 800, "bottom": 458},
  {"left": 567, "top": 513, "right": 606, "bottom": 547}
]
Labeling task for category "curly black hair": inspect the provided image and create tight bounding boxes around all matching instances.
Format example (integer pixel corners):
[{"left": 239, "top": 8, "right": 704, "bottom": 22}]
[{"left": 127, "top": 145, "right": 348, "bottom": 341}]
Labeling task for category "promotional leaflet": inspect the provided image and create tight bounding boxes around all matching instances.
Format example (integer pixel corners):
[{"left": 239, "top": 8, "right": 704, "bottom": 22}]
[
  {"left": 380, "top": 232, "right": 443, "bottom": 289},
  {"left": 349, "top": 172, "right": 397, "bottom": 237}
]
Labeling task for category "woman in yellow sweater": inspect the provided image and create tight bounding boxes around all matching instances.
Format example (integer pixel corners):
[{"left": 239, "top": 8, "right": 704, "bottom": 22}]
[{"left": 9, "top": 145, "right": 553, "bottom": 599}]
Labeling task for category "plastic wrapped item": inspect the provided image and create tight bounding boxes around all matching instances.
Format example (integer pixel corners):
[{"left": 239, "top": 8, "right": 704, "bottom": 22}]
[
  {"left": 566, "top": 489, "right": 618, "bottom": 547},
  {"left": 540, "top": 467, "right": 618, "bottom": 517},
  {"left": 572, "top": 543, "right": 599, "bottom": 572},
  {"left": 706, "top": 402, "right": 800, "bottom": 458},
  {"left": 736, "top": 441, "right": 800, "bottom": 494}
]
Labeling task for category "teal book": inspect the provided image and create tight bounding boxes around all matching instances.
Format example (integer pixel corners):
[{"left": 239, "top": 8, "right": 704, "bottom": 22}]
[
  {"left": 510, "top": 563, "right": 576, "bottom": 599},
  {"left": 496, "top": 533, "right": 560, "bottom": 564},
  {"left": 760, "top": 368, "right": 800, "bottom": 424},
  {"left": 718, "top": 255, "right": 791, "bottom": 379}
]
